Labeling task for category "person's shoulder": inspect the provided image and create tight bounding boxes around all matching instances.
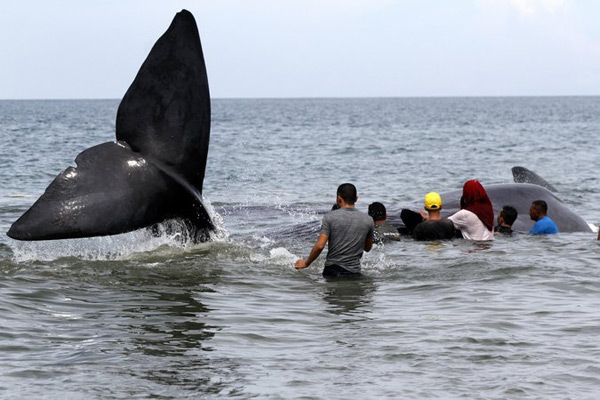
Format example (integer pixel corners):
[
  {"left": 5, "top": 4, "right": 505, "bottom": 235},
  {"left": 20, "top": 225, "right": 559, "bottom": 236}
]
[
  {"left": 361, "top": 211, "right": 375, "bottom": 225},
  {"left": 544, "top": 216, "right": 559, "bottom": 232},
  {"left": 326, "top": 208, "right": 345, "bottom": 217},
  {"left": 439, "top": 218, "right": 455, "bottom": 227},
  {"left": 380, "top": 223, "right": 399, "bottom": 233},
  {"left": 540, "top": 216, "right": 558, "bottom": 228},
  {"left": 352, "top": 208, "right": 372, "bottom": 219},
  {"left": 323, "top": 209, "right": 340, "bottom": 222},
  {"left": 436, "top": 218, "right": 455, "bottom": 230},
  {"left": 494, "top": 225, "right": 513, "bottom": 235},
  {"left": 413, "top": 219, "right": 454, "bottom": 240},
  {"left": 449, "top": 209, "right": 471, "bottom": 220}
]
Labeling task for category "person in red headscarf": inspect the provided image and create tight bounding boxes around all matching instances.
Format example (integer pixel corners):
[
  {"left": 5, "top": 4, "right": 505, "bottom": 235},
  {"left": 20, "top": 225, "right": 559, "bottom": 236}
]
[{"left": 448, "top": 180, "right": 494, "bottom": 241}]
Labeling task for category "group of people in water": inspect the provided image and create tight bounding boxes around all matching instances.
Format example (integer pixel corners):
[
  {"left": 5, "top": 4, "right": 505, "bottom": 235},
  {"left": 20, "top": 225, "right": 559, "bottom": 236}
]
[{"left": 295, "top": 180, "right": 559, "bottom": 278}]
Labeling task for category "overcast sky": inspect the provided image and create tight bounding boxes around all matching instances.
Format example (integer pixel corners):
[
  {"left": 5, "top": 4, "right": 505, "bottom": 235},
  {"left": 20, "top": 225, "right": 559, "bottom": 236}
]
[{"left": 1, "top": 0, "right": 599, "bottom": 99}]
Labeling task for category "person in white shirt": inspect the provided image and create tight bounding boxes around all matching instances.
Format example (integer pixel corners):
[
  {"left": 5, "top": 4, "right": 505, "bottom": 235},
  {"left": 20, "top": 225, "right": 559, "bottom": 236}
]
[{"left": 448, "top": 180, "right": 494, "bottom": 241}]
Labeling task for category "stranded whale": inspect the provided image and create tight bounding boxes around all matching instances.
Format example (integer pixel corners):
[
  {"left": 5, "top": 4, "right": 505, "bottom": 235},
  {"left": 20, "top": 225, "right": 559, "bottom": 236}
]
[
  {"left": 7, "top": 10, "right": 213, "bottom": 241},
  {"left": 389, "top": 168, "right": 591, "bottom": 234}
]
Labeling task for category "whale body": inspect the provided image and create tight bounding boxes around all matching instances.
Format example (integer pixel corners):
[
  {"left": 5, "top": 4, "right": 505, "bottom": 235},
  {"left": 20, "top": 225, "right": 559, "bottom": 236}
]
[
  {"left": 434, "top": 184, "right": 589, "bottom": 233},
  {"left": 389, "top": 170, "right": 591, "bottom": 233},
  {"left": 7, "top": 10, "right": 213, "bottom": 241}
]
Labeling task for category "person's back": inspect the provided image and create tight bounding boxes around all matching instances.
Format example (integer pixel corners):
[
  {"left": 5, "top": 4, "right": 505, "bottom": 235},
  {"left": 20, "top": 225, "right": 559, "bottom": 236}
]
[
  {"left": 448, "top": 209, "right": 494, "bottom": 240},
  {"left": 413, "top": 219, "right": 455, "bottom": 241},
  {"left": 368, "top": 201, "right": 400, "bottom": 243},
  {"left": 409, "top": 191, "right": 455, "bottom": 241},
  {"left": 295, "top": 183, "right": 374, "bottom": 278},
  {"left": 324, "top": 207, "right": 374, "bottom": 273},
  {"left": 494, "top": 205, "right": 518, "bottom": 236},
  {"left": 448, "top": 180, "right": 494, "bottom": 241},
  {"left": 374, "top": 223, "right": 401, "bottom": 242}
]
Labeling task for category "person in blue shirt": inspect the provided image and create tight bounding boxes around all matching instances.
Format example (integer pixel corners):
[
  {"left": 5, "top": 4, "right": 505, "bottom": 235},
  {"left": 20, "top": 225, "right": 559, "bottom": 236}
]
[{"left": 529, "top": 200, "right": 559, "bottom": 234}]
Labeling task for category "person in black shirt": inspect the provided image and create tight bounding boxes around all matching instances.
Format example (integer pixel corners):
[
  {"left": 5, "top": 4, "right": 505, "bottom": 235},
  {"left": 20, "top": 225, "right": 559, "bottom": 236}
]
[
  {"left": 411, "top": 192, "right": 455, "bottom": 241},
  {"left": 494, "top": 205, "right": 518, "bottom": 236}
]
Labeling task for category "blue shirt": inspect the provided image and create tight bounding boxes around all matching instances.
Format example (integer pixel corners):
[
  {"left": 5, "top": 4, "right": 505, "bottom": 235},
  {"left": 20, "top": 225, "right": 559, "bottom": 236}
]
[{"left": 529, "top": 216, "right": 559, "bottom": 235}]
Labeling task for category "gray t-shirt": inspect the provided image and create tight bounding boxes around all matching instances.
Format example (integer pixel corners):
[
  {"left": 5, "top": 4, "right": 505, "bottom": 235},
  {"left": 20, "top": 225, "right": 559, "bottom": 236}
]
[{"left": 320, "top": 208, "right": 374, "bottom": 273}]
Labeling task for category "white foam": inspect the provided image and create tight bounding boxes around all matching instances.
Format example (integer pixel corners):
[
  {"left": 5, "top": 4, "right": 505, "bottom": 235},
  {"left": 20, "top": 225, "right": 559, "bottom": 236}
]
[
  {"left": 269, "top": 247, "right": 298, "bottom": 265},
  {"left": 10, "top": 195, "right": 229, "bottom": 262}
]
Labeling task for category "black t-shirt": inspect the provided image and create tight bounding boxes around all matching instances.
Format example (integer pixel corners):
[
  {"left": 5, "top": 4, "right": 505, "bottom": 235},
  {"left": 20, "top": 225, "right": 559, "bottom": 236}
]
[
  {"left": 494, "top": 225, "right": 513, "bottom": 236},
  {"left": 412, "top": 219, "right": 455, "bottom": 241}
]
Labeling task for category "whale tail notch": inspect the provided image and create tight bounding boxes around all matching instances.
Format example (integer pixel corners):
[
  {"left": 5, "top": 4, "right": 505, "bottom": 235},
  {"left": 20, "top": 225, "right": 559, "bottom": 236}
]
[{"left": 7, "top": 10, "right": 213, "bottom": 241}]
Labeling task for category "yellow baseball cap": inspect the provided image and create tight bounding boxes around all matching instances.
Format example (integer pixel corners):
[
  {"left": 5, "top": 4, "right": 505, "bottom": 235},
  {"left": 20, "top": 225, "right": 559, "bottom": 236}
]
[{"left": 424, "top": 192, "right": 442, "bottom": 211}]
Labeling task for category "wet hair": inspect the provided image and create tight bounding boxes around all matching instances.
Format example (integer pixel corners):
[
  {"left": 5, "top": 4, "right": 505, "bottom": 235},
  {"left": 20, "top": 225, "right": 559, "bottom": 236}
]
[
  {"left": 500, "top": 205, "right": 518, "bottom": 226},
  {"left": 368, "top": 202, "right": 387, "bottom": 221},
  {"left": 531, "top": 200, "right": 548, "bottom": 215},
  {"left": 337, "top": 183, "right": 357, "bottom": 205}
]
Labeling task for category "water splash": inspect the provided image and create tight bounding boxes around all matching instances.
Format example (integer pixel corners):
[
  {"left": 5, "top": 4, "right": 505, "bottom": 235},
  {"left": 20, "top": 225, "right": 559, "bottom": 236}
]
[{"left": 10, "top": 196, "right": 229, "bottom": 262}]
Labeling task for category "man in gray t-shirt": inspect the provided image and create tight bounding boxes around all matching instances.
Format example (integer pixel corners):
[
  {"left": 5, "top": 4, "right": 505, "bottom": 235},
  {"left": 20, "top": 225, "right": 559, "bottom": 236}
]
[{"left": 295, "top": 183, "right": 374, "bottom": 277}]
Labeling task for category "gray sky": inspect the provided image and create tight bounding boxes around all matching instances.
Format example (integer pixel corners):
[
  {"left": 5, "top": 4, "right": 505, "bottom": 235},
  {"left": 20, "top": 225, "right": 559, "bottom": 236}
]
[{"left": 2, "top": 0, "right": 599, "bottom": 99}]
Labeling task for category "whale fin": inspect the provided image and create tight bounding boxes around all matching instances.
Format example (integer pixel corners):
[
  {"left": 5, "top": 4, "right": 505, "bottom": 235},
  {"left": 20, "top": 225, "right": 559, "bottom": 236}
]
[
  {"left": 7, "top": 10, "right": 213, "bottom": 241},
  {"left": 117, "top": 9, "right": 210, "bottom": 192},
  {"left": 511, "top": 166, "right": 558, "bottom": 192}
]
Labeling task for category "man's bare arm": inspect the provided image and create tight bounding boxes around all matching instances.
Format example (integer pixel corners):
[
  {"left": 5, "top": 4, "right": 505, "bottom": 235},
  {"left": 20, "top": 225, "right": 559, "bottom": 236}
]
[
  {"left": 295, "top": 233, "right": 328, "bottom": 269},
  {"left": 364, "top": 235, "right": 373, "bottom": 252}
]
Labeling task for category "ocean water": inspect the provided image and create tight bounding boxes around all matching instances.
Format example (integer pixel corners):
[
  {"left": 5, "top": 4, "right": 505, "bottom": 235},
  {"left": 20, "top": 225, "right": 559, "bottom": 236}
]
[{"left": 1, "top": 97, "right": 600, "bottom": 399}]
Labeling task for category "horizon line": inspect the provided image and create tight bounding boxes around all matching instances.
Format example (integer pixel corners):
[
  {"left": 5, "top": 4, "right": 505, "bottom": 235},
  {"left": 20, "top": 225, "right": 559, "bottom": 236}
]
[{"left": 1, "top": 94, "right": 600, "bottom": 101}]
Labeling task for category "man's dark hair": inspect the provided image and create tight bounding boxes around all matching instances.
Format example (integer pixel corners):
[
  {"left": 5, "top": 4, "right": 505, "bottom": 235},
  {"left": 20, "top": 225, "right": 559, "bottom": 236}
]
[
  {"left": 368, "top": 202, "right": 386, "bottom": 222},
  {"left": 337, "top": 183, "right": 357, "bottom": 205},
  {"left": 531, "top": 200, "right": 548, "bottom": 214},
  {"left": 500, "top": 205, "right": 518, "bottom": 226}
]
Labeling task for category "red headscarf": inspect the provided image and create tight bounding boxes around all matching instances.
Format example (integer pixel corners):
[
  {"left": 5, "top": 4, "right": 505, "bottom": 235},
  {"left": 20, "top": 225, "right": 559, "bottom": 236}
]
[{"left": 460, "top": 180, "right": 494, "bottom": 231}]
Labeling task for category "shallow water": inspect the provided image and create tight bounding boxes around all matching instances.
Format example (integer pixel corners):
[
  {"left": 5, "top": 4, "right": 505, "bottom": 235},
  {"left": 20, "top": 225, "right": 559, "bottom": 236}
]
[{"left": 1, "top": 97, "right": 600, "bottom": 399}]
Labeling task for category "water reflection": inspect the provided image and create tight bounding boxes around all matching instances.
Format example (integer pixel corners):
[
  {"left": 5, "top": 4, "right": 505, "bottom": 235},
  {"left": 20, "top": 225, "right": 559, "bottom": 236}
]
[
  {"left": 320, "top": 277, "right": 376, "bottom": 316},
  {"left": 121, "top": 289, "right": 236, "bottom": 393},
  {"left": 126, "top": 291, "right": 213, "bottom": 356}
]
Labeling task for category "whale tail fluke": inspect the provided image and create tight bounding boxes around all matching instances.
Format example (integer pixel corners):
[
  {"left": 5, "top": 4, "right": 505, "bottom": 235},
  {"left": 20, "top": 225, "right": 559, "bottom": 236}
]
[{"left": 8, "top": 10, "right": 213, "bottom": 241}]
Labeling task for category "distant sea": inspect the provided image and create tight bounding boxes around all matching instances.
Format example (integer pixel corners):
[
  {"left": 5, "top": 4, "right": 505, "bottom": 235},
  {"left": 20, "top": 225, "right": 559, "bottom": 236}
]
[{"left": 1, "top": 97, "right": 600, "bottom": 399}]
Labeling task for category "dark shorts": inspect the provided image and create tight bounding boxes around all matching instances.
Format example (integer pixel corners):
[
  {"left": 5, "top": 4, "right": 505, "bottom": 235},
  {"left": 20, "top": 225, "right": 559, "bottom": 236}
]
[{"left": 322, "top": 264, "right": 362, "bottom": 278}]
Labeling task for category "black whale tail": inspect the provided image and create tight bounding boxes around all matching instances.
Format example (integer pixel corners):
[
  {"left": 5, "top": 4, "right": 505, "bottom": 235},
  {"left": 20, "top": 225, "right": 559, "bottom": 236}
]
[{"left": 7, "top": 10, "right": 213, "bottom": 241}]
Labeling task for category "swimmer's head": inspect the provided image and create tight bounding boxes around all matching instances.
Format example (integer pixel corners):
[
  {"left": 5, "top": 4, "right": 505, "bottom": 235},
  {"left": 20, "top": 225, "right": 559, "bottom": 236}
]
[{"left": 368, "top": 202, "right": 386, "bottom": 222}]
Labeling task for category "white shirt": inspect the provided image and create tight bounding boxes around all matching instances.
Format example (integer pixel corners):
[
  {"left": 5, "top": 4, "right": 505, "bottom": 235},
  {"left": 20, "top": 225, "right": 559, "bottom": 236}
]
[{"left": 448, "top": 209, "right": 494, "bottom": 241}]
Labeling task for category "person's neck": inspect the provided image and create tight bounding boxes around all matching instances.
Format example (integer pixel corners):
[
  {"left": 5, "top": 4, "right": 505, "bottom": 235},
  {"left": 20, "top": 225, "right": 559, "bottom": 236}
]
[
  {"left": 534, "top": 214, "right": 546, "bottom": 222},
  {"left": 374, "top": 219, "right": 385, "bottom": 226},
  {"left": 428, "top": 211, "right": 442, "bottom": 220},
  {"left": 499, "top": 223, "right": 511, "bottom": 228}
]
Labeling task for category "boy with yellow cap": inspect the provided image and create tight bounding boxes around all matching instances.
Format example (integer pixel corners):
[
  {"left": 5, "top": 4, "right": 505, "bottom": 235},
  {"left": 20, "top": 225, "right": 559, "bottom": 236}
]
[{"left": 412, "top": 192, "right": 456, "bottom": 241}]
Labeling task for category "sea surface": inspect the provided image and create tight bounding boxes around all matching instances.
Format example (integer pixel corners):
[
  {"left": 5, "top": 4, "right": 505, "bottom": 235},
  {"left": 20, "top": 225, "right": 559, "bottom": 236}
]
[{"left": 1, "top": 97, "right": 600, "bottom": 399}]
